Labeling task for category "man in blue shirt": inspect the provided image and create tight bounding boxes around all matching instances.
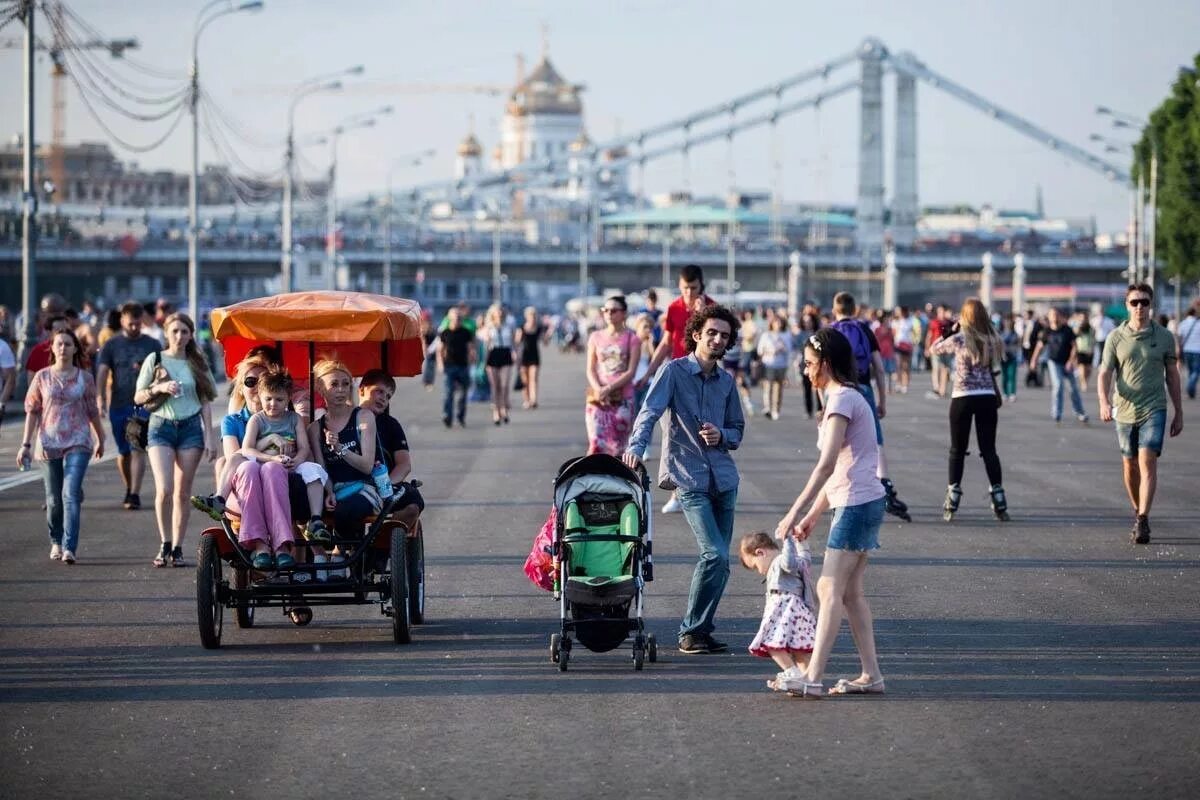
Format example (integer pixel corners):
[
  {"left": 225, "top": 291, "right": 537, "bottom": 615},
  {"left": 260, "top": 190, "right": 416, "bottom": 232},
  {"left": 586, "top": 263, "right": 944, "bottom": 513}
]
[{"left": 623, "top": 305, "right": 744, "bottom": 655}]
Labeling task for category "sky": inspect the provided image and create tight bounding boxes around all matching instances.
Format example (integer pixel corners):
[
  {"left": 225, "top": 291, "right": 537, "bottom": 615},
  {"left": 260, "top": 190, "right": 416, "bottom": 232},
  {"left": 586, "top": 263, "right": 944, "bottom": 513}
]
[{"left": 2, "top": 0, "right": 1197, "bottom": 232}]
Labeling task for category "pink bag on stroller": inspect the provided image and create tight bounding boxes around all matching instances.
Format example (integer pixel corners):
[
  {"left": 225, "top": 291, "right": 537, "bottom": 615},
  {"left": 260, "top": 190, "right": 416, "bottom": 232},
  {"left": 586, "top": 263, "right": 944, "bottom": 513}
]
[{"left": 523, "top": 506, "right": 558, "bottom": 592}]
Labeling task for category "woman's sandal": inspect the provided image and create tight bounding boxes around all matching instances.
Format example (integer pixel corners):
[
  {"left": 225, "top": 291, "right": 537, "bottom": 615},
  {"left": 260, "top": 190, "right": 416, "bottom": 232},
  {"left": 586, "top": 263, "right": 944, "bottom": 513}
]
[
  {"left": 152, "top": 542, "right": 170, "bottom": 568},
  {"left": 786, "top": 682, "right": 825, "bottom": 700},
  {"left": 829, "top": 678, "right": 886, "bottom": 695}
]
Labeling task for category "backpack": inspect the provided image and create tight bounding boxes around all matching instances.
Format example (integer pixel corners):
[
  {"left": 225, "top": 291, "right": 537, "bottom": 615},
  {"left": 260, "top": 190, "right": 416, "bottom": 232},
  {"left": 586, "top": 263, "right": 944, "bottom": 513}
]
[{"left": 831, "top": 318, "right": 873, "bottom": 382}]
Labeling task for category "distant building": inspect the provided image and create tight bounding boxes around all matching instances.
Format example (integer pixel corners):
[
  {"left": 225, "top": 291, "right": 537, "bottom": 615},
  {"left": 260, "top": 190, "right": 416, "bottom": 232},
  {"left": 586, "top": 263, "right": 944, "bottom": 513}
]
[{"left": 0, "top": 140, "right": 324, "bottom": 209}]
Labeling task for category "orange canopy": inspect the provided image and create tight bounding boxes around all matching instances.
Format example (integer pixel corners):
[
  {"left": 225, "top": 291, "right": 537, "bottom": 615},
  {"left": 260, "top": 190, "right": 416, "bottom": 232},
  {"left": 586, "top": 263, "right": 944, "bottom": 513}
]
[{"left": 210, "top": 291, "right": 425, "bottom": 379}]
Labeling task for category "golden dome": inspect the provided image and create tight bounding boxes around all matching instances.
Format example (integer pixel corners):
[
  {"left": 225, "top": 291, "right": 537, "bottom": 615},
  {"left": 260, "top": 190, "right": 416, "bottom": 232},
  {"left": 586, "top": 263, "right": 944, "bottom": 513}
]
[
  {"left": 457, "top": 133, "right": 483, "bottom": 157},
  {"left": 507, "top": 56, "right": 583, "bottom": 117}
]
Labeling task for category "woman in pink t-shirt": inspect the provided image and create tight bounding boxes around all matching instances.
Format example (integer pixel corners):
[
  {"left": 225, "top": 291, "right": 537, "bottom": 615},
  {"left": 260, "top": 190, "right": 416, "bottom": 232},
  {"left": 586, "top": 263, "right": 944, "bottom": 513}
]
[
  {"left": 775, "top": 326, "right": 887, "bottom": 698},
  {"left": 18, "top": 329, "right": 106, "bottom": 564}
]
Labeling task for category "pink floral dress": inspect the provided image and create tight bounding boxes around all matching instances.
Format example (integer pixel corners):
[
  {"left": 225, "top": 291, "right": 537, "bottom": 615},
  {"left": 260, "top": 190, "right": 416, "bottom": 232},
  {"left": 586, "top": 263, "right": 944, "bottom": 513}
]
[{"left": 585, "top": 327, "right": 638, "bottom": 456}]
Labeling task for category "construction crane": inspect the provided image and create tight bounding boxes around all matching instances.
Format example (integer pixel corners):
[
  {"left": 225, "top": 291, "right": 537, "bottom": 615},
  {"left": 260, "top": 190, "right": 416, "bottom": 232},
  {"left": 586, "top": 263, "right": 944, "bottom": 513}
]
[
  {"left": 234, "top": 82, "right": 508, "bottom": 97},
  {"left": 0, "top": 1, "right": 138, "bottom": 196}
]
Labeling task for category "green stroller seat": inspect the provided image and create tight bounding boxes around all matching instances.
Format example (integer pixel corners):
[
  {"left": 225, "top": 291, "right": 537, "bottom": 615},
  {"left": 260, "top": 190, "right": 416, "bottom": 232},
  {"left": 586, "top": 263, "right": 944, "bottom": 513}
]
[{"left": 562, "top": 499, "right": 640, "bottom": 606}]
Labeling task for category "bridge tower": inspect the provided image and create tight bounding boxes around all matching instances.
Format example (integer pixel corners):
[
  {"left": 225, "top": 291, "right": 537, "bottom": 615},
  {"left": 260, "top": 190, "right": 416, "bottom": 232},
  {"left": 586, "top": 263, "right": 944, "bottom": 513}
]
[
  {"left": 892, "top": 53, "right": 919, "bottom": 249},
  {"left": 857, "top": 38, "right": 886, "bottom": 254}
]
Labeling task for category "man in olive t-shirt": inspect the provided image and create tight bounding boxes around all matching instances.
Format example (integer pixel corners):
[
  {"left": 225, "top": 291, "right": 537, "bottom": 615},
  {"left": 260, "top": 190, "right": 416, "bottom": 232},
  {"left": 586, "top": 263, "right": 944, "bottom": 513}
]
[{"left": 1098, "top": 283, "right": 1183, "bottom": 545}]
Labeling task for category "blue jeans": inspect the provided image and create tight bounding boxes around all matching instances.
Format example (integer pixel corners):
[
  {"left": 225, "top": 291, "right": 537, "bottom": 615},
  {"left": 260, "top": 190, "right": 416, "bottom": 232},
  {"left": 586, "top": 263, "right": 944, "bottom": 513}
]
[
  {"left": 442, "top": 365, "right": 470, "bottom": 421},
  {"left": 1185, "top": 352, "right": 1200, "bottom": 399},
  {"left": 43, "top": 450, "right": 92, "bottom": 552},
  {"left": 677, "top": 487, "right": 738, "bottom": 639},
  {"left": 1046, "top": 361, "right": 1086, "bottom": 421}
]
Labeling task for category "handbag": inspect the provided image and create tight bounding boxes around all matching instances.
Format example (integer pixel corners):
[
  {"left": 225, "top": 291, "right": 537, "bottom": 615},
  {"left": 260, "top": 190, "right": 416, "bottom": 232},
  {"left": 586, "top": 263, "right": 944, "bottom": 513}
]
[{"left": 141, "top": 352, "right": 170, "bottom": 413}]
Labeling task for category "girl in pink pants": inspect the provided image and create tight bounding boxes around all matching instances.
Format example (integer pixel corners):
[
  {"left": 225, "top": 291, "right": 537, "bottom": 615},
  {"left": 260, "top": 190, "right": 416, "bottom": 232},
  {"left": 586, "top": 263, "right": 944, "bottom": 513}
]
[{"left": 225, "top": 459, "right": 295, "bottom": 567}]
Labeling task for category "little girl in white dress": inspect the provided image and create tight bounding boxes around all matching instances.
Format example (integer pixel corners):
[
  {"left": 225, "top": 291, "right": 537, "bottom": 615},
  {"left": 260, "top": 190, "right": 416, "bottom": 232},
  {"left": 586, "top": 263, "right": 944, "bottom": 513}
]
[{"left": 739, "top": 531, "right": 818, "bottom": 692}]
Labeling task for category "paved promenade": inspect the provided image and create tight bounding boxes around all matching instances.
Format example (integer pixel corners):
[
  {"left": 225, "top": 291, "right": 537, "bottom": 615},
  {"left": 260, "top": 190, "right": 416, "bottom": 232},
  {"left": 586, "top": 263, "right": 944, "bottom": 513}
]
[{"left": 1, "top": 350, "right": 1197, "bottom": 799}]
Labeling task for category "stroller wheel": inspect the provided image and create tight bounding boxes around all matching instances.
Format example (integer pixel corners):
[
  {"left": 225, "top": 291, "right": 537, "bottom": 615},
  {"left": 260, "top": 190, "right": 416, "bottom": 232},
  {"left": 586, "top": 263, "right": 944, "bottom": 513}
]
[
  {"left": 633, "top": 639, "right": 645, "bottom": 671},
  {"left": 550, "top": 633, "right": 562, "bottom": 664},
  {"left": 557, "top": 637, "right": 571, "bottom": 672},
  {"left": 647, "top": 634, "right": 658, "bottom": 663}
]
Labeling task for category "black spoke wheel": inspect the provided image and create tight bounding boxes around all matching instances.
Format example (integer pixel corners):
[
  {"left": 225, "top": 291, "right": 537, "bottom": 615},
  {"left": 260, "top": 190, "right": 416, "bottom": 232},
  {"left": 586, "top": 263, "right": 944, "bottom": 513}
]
[
  {"left": 234, "top": 565, "right": 254, "bottom": 628},
  {"left": 196, "top": 535, "right": 223, "bottom": 649},
  {"left": 633, "top": 636, "right": 645, "bottom": 671},
  {"left": 390, "top": 527, "right": 411, "bottom": 644},
  {"left": 550, "top": 633, "right": 562, "bottom": 663},
  {"left": 407, "top": 523, "right": 425, "bottom": 625},
  {"left": 647, "top": 633, "right": 658, "bottom": 663}
]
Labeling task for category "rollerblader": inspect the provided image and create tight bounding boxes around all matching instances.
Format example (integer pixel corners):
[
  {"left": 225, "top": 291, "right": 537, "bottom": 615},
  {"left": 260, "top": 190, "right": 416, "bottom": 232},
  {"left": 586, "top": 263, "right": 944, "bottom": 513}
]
[
  {"left": 830, "top": 293, "right": 911, "bottom": 522},
  {"left": 930, "top": 298, "right": 1009, "bottom": 523}
]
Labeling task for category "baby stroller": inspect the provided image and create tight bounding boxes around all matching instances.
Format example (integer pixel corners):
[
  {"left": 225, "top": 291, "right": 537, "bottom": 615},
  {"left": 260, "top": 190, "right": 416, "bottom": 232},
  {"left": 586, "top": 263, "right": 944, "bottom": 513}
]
[{"left": 549, "top": 454, "right": 656, "bottom": 671}]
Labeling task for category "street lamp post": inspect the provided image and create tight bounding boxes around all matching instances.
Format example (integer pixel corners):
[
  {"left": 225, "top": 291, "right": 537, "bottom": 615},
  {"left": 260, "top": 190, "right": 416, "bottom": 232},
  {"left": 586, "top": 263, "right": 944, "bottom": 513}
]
[
  {"left": 18, "top": 0, "right": 37, "bottom": 370},
  {"left": 322, "top": 106, "right": 393, "bottom": 290},
  {"left": 382, "top": 149, "right": 435, "bottom": 296},
  {"left": 280, "top": 66, "right": 361, "bottom": 294},
  {"left": 190, "top": 0, "right": 262, "bottom": 324}
]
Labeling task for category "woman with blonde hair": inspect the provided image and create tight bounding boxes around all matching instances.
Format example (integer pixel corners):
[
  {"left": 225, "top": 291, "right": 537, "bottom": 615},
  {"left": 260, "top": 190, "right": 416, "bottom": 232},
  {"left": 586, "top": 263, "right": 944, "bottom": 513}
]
[
  {"left": 134, "top": 312, "right": 218, "bottom": 567},
  {"left": 479, "top": 303, "right": 515, "bottom": 424},
  {"left": 930, "top": 297, "right": 1009, "bottom": 521}
]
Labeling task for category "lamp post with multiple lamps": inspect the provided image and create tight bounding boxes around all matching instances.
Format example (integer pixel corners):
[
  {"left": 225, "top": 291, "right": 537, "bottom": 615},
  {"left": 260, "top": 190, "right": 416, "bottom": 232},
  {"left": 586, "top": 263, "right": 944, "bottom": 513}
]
[
  {"left": 382, "top": 149, "right": 436, "bottom": 296},
  {"left": 188, "top": 0, "right": 263, "bottom": 324},
  {"left": 1096, "top": 107, "right": 1157, "bottom": 295},
  {"left": 280, "top": 65, "right": 362, "bottom": 293},
  {"left": 322, "top": 106, "right": 394, "bottom": 289}
]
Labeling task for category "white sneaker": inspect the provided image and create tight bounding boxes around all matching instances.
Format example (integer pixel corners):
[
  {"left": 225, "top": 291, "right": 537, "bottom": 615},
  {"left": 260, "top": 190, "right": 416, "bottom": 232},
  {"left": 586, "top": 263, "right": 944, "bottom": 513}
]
[
  {"left": 769, "top": 411, "right": 780, "bottom": 421},
  {"left": 49, "top": 544, "right": 62, "bottom": 560},
  {"left": 61, "top": 549, "right": 76, "bottom": 564},
  {"left": 661, "top": 496, "right": 682, "bottom": 514}
]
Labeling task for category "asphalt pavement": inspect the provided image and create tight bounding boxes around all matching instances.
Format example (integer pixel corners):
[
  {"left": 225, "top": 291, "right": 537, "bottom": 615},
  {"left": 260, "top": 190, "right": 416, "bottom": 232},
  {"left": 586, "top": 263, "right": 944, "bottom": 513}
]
[{"left": 1, "top": 351, "right": 1198, "bottom": 799}]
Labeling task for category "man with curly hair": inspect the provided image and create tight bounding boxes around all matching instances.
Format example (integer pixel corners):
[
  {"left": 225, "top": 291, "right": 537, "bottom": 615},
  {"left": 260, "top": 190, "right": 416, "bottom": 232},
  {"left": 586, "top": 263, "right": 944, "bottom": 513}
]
[{"left": 624, "top": 304, "right": 745, "bottom": 655}]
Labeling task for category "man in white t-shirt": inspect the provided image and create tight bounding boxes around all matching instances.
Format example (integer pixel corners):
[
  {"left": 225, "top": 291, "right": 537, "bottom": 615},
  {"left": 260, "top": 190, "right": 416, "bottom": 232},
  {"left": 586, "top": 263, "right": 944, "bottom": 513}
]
[{"left": 1178, "top": 308, "right": 1200, "bottom": 400}]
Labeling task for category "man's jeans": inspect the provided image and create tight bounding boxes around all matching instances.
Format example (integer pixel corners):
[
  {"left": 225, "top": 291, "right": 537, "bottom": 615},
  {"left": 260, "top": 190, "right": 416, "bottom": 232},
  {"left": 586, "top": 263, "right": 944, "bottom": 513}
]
[
  {"left": 1047, "top": 360, "right": 1087, "bottom": 421},
  {"left": 43, "top": 450, "right": 91, "bottom": 552},
  {"left": 1185, "top": 352, "right": 1200, "bottom": 399},
  {"left": 677, "top": 487, "right": 738, "bottom": 639},
  {"left": 442, "top": 365, "right": 470, "bottom": 421}
]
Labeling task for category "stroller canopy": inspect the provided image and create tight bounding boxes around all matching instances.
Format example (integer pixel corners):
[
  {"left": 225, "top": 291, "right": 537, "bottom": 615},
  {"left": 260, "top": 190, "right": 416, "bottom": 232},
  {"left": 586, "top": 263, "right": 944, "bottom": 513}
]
[{"left": 553, "top": 454, "right": 646, "bottom": 520}]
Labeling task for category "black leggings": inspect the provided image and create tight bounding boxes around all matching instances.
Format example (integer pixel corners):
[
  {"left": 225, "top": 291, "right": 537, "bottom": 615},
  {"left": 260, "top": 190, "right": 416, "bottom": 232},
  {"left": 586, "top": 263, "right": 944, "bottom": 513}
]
[{"left": 948, "top": 395, "right": 1002, "bottom": 487}]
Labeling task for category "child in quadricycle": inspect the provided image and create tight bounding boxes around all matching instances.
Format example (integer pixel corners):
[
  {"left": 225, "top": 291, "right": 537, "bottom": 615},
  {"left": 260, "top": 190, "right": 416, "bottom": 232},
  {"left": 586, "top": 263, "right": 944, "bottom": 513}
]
[{"left": 740, "top": 531, "right": 818, "bottom": 692}]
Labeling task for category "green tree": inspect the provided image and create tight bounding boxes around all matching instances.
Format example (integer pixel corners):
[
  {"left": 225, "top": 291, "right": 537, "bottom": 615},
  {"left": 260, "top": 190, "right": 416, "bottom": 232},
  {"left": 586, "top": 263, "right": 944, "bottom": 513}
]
[{"left": 1134, "top": 54, "right": 1200, "bottom": 303}]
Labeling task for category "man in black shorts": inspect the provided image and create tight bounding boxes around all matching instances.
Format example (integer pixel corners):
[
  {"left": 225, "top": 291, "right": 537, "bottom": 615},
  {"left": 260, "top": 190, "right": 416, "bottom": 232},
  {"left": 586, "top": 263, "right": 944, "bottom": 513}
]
[{"left": 359, "top": 369, "right": 424, "bottom": 533}]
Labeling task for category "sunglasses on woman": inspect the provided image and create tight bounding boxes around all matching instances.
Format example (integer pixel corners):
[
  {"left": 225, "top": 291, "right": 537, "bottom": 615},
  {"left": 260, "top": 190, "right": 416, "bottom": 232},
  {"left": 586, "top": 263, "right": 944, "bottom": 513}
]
[{"left": 243, "top": 375, "right": 260, "bottom": 388}]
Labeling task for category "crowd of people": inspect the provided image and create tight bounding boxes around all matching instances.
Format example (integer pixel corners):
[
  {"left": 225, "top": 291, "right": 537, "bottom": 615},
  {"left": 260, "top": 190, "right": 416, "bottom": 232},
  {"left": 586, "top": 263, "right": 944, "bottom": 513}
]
[{"left": 3, "top": 273, "right": 1195, "bottom": 697}]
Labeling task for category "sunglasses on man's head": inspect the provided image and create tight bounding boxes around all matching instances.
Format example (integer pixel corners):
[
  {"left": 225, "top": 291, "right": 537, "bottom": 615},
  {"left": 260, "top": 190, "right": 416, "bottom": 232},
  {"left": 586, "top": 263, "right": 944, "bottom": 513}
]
[{"left": 1128, "top": 298, "right": 1151, "bottom": 308}]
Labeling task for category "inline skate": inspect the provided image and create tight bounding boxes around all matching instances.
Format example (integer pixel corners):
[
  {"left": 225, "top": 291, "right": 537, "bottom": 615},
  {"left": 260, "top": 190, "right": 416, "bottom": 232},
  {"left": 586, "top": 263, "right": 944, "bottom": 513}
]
[
  {"left": 942, "top": 483, "right": 963, "bottom": 522},
  {"left": 881, "top": 478, "right": 911, "bottom": 522},
  {"left": 989, "top": 484, "right": 1010, "bottom": 522}
]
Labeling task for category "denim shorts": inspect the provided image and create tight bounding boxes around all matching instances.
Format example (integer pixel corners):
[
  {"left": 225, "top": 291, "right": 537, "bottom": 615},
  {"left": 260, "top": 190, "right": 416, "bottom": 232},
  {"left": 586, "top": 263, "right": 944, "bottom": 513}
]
[
  {"left": 827, "top": 497, "right": 885, "bottom": 552},
  {"left": 1115, "top": 409, "right": 1167, "bottom": 458},
  {"left": 147, "top": 413, "right": 205, "bottom": 450}
]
